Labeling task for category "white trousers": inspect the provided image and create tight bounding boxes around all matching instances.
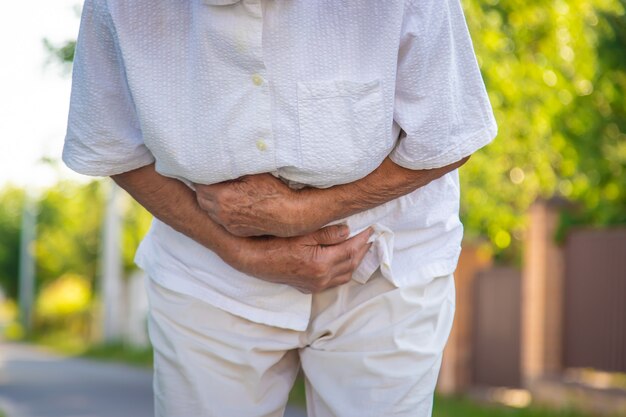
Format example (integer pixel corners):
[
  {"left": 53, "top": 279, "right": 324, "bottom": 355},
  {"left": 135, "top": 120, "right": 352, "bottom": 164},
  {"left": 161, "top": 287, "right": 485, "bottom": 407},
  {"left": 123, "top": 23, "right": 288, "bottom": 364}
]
[{"left": 145, "top": 270, "right": 456, "bottom": 417}]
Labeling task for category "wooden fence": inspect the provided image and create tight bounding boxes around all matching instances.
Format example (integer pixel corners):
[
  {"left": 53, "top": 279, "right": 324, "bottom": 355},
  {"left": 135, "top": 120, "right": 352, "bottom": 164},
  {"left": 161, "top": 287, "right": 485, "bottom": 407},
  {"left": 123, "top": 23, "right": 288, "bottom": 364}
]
[
  {"left": 471, "top": 267, "right": 521, "bottom": 387},
  {"left": 439, "top": 202, "right": 626, "bottom": 398},
  {"left": 563, "top": 228, "right": 626, "bottom": 373}
]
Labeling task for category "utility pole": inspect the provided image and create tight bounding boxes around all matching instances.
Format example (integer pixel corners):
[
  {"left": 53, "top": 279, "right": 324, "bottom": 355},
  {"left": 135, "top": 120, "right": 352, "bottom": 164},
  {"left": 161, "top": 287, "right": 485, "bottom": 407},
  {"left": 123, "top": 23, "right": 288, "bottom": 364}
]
[
  {"left": 101, "top": 180, "right": 124, "bottom": 342},
  {"left": 18, "top": 194, "right": 37, "bottom": 335}
]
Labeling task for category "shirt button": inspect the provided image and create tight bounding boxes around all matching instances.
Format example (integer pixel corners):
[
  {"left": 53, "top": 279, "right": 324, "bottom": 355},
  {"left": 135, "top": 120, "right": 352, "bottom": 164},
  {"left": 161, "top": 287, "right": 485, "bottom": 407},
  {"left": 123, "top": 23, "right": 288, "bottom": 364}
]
[
  {"left": 252, "top": 74, "right": 264, "bottom": 86},
  {"left": 256, "top": 139, "right": 268, "bottom": 151}
]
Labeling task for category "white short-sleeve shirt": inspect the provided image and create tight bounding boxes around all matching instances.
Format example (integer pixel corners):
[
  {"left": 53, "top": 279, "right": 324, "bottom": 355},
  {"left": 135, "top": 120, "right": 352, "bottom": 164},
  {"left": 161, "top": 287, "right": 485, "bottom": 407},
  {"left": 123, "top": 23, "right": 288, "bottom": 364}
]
[{"left": 63, "top": 0, "right": 497, "bottom": 330}]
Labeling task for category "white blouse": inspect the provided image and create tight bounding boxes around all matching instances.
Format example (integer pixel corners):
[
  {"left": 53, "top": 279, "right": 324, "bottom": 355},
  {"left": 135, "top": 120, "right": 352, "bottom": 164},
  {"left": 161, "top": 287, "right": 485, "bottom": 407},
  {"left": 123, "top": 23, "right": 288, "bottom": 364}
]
[{"left": 63, "top": 0, "right": 497, "bottom": 330}]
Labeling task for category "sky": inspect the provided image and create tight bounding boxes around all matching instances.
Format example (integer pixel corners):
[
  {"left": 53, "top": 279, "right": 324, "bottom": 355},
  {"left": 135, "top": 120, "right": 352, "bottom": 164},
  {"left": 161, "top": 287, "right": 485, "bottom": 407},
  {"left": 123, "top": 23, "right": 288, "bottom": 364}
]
[{"left": 0, "top": 0, "right": 83, "bottom": 189}]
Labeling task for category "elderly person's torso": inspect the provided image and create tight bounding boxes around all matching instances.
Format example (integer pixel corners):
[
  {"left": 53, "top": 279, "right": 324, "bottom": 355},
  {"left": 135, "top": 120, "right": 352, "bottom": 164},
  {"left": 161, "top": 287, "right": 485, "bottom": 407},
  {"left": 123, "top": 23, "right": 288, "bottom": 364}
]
[{"left": 63, "top": 0, "right": 496, "bottom": 330}]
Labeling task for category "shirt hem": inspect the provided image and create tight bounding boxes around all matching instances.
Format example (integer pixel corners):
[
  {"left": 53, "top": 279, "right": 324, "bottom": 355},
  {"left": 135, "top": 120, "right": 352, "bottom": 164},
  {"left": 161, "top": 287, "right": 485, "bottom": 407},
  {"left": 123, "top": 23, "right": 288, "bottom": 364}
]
[
  {"left": 135, "top": 239, "right": 462, "bottom": 331},
  {"left": 62, "top": 145, "right": 156, "bottom": 177},
  {"left": 135, "top": 245, "right": 312, "bottom": 331},
  {"left": 390, "top": 255, "right": 460, "bottom": 287},
  {"left": 390, "top": 119, "right": 497, "bottom": 170}
]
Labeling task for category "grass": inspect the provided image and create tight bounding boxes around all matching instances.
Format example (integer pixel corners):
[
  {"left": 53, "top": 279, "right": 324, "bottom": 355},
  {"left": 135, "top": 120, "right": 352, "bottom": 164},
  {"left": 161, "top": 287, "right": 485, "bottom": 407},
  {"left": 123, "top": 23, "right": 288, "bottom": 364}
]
[
  {"left": 288, "top": 374, "right": 307, "bottom": 407},
  {"left": 24, "top": 331, "right": 90, "bottom": 355},
  {"left": 23, "top": 331, "right": 153, "bottom": 368},
  {"left": 78, "top": 342, "right": 153, "bottom": 368},
  {"left": 432, "top": 395, "right": 612, "bottom": 417},
  {"left": 287, "top": 377, "right": 610, "bottom": 417}
]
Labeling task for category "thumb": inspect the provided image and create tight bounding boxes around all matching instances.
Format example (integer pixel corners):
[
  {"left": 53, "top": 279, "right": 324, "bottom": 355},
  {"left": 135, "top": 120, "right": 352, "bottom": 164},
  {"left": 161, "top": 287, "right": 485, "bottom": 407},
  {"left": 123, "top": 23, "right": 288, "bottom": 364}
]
[{"left": 311, "top": 224, "right": 350, "bottom": 246}]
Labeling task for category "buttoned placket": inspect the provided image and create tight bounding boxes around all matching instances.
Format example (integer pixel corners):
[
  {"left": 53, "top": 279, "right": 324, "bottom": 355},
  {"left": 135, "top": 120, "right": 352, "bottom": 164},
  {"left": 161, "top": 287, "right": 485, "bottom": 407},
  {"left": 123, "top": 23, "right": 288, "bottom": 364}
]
[{"left": 243, "top": 1, "right": 275, "bottom": 167}]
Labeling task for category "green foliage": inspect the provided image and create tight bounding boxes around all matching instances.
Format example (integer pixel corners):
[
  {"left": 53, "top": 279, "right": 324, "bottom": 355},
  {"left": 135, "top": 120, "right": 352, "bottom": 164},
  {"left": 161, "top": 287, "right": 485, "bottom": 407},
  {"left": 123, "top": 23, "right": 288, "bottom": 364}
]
[
  {"left": 35, "top": 180, "right": 104, "bottom": 290},
  {"left": 121, "top": 195, "right": 152, "bottom": 274},
  {"left": 0, "top": 180, "right": 152, "bottom": 340},
  {"left": 0, "top": 187, "right": 25, "bottom": 298},
  {"left": 552, "top": 0, "right": 626, "bottom": 227},
  {"left": 36, "top": 273, "right": 91, "bottom": 318},
  {"left": 34, "top": 273, "right": 93, "bottom": 340},
  {"left": 43, "top": 38, "right": 75, "bottom": 66},
  {"left": 460, "top": 0, "right": 626, "bottom": 258}
]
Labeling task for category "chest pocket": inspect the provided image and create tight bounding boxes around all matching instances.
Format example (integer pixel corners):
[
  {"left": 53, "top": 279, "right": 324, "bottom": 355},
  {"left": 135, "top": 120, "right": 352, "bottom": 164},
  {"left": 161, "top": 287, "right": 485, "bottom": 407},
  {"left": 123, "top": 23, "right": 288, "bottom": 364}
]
[{"left": 296, "top": 79, "right": 389, "bottom": 185}]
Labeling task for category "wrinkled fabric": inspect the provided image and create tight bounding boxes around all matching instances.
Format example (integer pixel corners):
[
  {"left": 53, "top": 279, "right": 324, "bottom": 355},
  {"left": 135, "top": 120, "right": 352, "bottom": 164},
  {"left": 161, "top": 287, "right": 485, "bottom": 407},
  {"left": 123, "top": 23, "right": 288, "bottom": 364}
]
[
  {"left": 146, "top": 271, "right": 456, "bottom": 417},
  {"left": 351, "top": 223, "right": 394, "bottom": 284},
  {"left": 63, "top": 0, "right": 496, "bottom": 330}
]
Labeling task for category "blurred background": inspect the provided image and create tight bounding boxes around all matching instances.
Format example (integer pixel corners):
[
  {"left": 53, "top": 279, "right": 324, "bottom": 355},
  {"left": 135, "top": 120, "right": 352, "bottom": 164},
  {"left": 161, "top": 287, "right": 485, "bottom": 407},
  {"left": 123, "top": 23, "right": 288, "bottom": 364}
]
[{"left": 0, "top": 0, "right": 624, "bottom": 416}]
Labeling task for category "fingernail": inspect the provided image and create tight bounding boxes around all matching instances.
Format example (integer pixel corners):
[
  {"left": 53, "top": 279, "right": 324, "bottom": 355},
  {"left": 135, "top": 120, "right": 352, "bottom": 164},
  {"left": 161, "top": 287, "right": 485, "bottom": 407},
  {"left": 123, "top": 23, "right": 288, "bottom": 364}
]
[
  {"left": 340, "top": 225, "right": 349, "bottom": 237},
  {"left": 368, "top": 227, "right": 375, "bottom": 236}
]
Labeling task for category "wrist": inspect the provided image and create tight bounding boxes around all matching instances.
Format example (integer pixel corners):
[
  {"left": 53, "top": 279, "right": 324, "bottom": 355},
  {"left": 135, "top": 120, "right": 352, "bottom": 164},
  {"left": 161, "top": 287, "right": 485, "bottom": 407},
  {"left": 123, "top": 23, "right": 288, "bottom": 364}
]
[
  {"left": 219, "top": 232, "right": 249, "bottom": 267},
  {"left": 294, "top": 187, "right": 336, "bottom": 230}
]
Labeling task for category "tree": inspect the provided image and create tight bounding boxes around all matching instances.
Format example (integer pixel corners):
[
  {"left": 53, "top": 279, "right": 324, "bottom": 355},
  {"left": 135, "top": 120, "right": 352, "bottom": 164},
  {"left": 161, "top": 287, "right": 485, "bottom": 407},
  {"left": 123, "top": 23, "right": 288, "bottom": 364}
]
[
  {"left": 35, "top": 181, "right": 104, "bottom": 293},
  {"left": 460, "top": 0, "right": 625, "bottom": 258},
  {"left": 0, "top": 187, "right": 26, "bottom": 298}
]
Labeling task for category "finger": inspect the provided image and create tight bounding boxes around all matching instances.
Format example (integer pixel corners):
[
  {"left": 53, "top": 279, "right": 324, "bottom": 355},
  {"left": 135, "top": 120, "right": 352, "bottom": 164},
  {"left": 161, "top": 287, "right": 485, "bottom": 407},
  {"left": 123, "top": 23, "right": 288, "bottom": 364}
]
[
  {"left": 326, "top": 227, "right": 373, "bottom": 263},
  {"left": 314, "top": 241, "right": 371, "bottom": 293},
  {"left": 329, "top": 241, "right": 372, "bottom": 278},
  {"left": 310, "top": 224, "right": 350, "bottom": 246},
  {"left": 347, "top": 227, "right": 375, "bottom": 245},
  {"left": 321, "top": 271, "right": 354, "bottom": 291}
]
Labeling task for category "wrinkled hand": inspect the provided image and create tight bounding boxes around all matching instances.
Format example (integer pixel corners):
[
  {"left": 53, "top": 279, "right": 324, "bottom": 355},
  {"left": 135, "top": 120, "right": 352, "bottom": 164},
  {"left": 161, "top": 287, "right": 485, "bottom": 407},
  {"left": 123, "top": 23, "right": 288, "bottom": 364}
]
[
  {"left": 195, "top": 174, "right": 321, "bottom": 237},
  {"left": 231, "top": 224, "right": 373, "bottom": 294}
]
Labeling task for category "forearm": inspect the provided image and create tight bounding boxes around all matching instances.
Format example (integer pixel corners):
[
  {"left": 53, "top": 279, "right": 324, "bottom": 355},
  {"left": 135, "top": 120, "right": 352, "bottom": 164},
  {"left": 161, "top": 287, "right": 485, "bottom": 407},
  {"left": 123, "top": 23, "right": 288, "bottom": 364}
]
[
  {"left": 301, "top": 156, "right": 469, "bottom": 225},
  {"left": 111, "top": 163, "right": 373, "bottom": 294},
  {"left": 110, "top": 163, "right": 239, "bottom": 264},
  {"left": 194, "top": 155, "right": 469, "bottom": 237}
]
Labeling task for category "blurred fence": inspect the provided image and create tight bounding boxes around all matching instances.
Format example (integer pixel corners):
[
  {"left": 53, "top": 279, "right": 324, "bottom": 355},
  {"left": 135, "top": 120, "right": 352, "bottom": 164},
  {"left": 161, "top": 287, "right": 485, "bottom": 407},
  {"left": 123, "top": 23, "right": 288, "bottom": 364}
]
[
  {"left": 471, "top": 267, "right": 521, "bottom": 388},
  {"left": 564, "top": 229, "right": 626, "bottom": 373},
  {"left": 439, "top": 199, "right": 626, "bottom": 415}
]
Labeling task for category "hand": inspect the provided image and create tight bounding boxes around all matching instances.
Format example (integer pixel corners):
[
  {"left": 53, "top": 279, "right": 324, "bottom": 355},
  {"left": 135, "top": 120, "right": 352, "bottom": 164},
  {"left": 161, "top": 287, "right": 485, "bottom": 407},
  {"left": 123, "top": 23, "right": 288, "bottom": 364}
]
[
  {"left": 195, "top": 174, "right": 321, "bottom": 237},
  {"left": 230, "top": 224, "right": 373, "bottom": 294}
]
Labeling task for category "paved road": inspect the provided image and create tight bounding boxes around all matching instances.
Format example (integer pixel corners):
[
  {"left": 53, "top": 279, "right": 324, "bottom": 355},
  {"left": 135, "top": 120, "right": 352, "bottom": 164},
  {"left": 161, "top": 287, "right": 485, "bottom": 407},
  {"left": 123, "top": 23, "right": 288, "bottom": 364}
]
[{"left": 0, "top": 341, "right": 306, "bottom": 417}]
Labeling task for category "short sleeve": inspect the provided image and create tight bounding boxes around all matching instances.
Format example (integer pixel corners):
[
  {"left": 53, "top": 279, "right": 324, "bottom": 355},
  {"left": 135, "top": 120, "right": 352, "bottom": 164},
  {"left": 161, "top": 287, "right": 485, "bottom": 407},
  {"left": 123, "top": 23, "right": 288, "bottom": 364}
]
[
  {"left": 390, "top": 0, "right": 498, "bottom": 170},
  {"left": 62, "top": 0, "right": 154, "bottom": 176}
]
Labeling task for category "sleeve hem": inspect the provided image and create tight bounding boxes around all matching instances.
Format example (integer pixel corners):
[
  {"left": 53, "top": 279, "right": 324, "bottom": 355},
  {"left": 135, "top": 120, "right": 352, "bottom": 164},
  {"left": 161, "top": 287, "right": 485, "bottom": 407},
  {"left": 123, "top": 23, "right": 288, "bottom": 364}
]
[
  {"left": 389, "top": 119, "right": 497, "bottom": 170},
  {"left": 62, "top": 147, "right": 155, "bottom": 177}
]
